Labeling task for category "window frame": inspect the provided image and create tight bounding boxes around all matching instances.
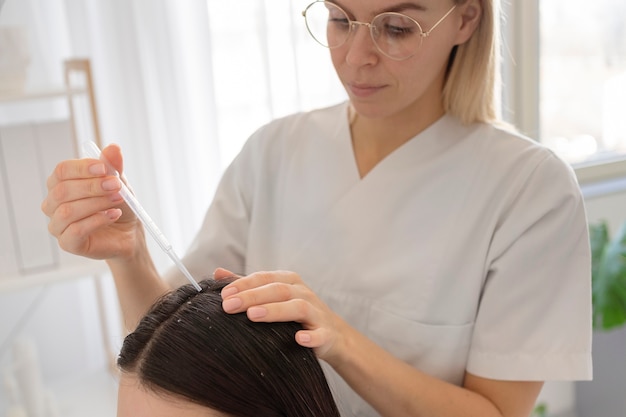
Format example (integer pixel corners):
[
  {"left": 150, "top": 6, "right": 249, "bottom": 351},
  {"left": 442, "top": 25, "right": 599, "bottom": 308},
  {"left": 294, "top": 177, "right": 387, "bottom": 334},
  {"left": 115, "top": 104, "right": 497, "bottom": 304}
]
[{"left": 502, "top": 0, "right": 626, "bottom": 186}]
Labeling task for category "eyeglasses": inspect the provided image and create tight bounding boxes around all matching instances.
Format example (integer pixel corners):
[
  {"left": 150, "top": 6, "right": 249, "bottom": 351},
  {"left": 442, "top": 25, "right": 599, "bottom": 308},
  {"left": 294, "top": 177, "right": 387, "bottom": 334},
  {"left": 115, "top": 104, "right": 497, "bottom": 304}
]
[{"left": 302, "top": 1, "right": 457, "bottom": 61}]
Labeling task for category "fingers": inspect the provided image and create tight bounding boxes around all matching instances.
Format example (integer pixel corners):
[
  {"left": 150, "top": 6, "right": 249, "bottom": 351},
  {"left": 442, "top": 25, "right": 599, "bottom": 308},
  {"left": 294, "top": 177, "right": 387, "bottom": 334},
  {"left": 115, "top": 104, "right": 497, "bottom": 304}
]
[
  {"left": 46, "top": 157, "right": 104, "bottom": 189},
  {"left": 221, "top": 270, "right": 301, "bottom": 295},
  {"left": 244, "top": 299, "right": 336, "bottom": 356},
  {"left": 220, "top": 269, "right": 343, "bottom": 358},
  {"left": 42, "top": 148, "right": 128, "bottom": 247},
  {"left": 55, "top": 209, "right": 122, "bottom": 254},
  {"left": 42, "top": 154, "right": 124, "bottom": 221},
  {"left": 247, "top": 297, "right": 318, "bottom": 321},
  {"left": 221, "top": 271, "right": 308, "bottom": 315},
  {"left": 45, "top": 175, "right": 121, "bottom": 211},
  {"left": 44, "top": 161, "right": 121, "bottom": 208},
  {"left": 39, "top": 144, "right": 140, "bottom": 260},
  {"left": 220, "top": 271, "right": 305, "bottom": 315},
  {"left": 46, "top": 193, "right": 123, "bottom": 237},
  {"left": 220, "top": 271, "right": 322, "bottom": 331},
  {"left": 222, "top": 280, "right": 307, "bottom": 313},
  {"left": 296, "top": 328, "right": 330, "bottom": 350},
  {"left": 213, "top": 267, "right": 239, "bottom": 280},
  {"left": 45, "top": 143, "right": 124, "bottom": 196},
  {"left": 102, "top": 143, "right": 125, "bottom": 175}
]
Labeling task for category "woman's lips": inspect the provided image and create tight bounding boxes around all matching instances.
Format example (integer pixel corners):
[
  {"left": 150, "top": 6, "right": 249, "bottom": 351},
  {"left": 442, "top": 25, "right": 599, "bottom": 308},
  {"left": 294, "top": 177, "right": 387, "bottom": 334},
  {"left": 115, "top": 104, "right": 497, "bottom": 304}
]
[{"left": 348, "top": 83, "right": 385, "bottom": 98}]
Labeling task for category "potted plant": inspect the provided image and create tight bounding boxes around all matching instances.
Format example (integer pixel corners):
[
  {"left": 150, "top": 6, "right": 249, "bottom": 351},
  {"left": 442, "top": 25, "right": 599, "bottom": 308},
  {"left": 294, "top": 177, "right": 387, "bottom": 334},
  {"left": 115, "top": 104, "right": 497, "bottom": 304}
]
[
  {"left": 589, "top": 219, "right": 626, "bottom": 330},
  {"left": 531, "top": 403, "right": 548, "bottom": 417},
  {"left": 536, "top": 220, "right": 626, "bottom": 417},
  {"left": 574, "top": 219, "right": 626, "bottom": 417}
]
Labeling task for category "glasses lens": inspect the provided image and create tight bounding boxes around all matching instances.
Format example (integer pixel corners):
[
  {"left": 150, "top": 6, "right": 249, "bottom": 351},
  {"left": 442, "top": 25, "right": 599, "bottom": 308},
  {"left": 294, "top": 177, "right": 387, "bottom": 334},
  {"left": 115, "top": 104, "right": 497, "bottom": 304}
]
[
  {"left": 304, "top": 2, "right": 350, "bottom": 48},
  {"left": 372, "top": 13, "right": 423, "bottom": 60}
]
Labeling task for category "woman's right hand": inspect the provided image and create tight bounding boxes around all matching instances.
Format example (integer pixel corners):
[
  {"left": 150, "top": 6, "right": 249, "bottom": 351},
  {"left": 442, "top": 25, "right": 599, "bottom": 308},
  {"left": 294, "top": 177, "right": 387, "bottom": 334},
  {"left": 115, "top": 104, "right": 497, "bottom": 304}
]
[{"left": 41, "top": 143, "right": 142, "bottom": 261}]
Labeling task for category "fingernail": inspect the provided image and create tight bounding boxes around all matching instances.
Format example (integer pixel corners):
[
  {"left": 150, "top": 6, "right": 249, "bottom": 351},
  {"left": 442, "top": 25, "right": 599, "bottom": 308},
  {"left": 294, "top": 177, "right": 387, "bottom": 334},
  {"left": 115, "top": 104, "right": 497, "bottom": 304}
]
[
  {"left": 89, "top": 163, "right": 106, "bottom": 175},
  {"left": 248, "top": 307, "right": 267, "bottom": 319},
  {"left": 222, "top": 297, "right": 242, "bottom": 312},
  {"left": 106, "top": 209, "right": 122, "bottom": 220},
  {"left": 221, "top": 287, "right": 238, "bottom": 298},
  {"left": 298, "top": 333, "right": 312, "bottom": 343},
  {"left": 102, "top": 178, "right": 120, "bottom": 191}
]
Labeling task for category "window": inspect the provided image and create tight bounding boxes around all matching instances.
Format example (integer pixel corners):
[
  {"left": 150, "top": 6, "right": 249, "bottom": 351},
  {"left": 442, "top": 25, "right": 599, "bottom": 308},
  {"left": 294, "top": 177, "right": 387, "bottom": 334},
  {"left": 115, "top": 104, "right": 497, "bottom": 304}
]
[
  {"left": 205, "top": 0, "right": 345, "bottom": 164},
  {"left": 215, "top": 1, "right": 626, "bottom": 182},
  {"left": 504, "top": 1, "right": 626, "bottom": 182}
]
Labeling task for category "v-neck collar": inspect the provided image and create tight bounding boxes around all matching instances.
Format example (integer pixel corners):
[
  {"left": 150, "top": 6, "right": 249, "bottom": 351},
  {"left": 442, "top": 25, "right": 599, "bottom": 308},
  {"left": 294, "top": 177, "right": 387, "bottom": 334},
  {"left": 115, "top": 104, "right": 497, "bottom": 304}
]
[{"left": 342, "top": 105, "right": 457, "bottom": 181}]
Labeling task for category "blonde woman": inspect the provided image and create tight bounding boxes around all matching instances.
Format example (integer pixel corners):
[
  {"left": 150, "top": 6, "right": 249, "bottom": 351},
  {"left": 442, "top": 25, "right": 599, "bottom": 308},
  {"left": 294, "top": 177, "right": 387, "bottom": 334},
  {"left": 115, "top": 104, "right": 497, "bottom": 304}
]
[{"left": 44, "top": 0, "right": 592, "bottom": 416}]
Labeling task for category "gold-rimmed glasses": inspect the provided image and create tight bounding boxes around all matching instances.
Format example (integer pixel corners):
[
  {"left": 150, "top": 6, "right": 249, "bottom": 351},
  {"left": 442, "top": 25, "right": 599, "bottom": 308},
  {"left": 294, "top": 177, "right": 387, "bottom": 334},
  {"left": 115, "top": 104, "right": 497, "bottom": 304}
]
[{"left": 302, "top": 1, "right": 457, "bottom": 61}]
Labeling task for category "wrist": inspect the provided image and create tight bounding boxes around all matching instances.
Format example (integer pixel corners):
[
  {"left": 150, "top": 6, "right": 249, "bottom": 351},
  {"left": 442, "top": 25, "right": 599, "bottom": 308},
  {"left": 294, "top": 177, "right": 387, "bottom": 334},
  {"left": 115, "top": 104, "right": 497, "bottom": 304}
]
[
  {"left": 108, "top": 220, "right": 148, "bottom": 263},
  {"left": 323, "top": 316, "right": 358, "bottom": 370}
]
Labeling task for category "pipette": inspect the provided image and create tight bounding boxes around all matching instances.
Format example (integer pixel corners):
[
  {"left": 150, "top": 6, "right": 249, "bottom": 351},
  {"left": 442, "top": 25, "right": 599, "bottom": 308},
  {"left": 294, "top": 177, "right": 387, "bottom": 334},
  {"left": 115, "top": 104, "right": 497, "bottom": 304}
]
[{"left": 81, "top": 141, "right": 202, "bottom": 292}]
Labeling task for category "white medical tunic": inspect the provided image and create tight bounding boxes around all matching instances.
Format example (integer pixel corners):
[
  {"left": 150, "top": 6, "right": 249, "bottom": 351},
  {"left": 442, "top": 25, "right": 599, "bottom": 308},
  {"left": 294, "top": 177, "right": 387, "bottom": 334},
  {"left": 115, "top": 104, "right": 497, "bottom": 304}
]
[{"left": 167, "top": 102, "right": 592, "bottom": 417}]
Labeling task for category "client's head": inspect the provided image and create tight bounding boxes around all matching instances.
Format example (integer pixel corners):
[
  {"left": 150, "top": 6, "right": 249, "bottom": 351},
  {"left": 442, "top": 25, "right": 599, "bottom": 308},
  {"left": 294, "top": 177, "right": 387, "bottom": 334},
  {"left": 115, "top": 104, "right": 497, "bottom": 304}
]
[{"left": 116, "top": 278, "right": 339, "bottom": 417}]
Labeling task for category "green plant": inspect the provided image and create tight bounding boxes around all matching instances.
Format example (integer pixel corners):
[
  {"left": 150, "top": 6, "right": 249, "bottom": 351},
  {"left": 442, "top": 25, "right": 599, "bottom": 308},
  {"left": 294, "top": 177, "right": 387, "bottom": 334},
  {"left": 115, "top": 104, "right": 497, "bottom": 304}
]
[
  {"left": 531, "top": 402, "right": 548, "bottom": 417},
  {"left": 590, "top": 220, "right": 626, "bottom": 330}
]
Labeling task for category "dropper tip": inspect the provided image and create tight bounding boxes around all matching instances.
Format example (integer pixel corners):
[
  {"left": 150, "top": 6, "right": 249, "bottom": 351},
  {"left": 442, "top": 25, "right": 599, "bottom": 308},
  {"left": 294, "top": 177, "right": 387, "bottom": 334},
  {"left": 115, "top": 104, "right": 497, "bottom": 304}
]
[{"left": 191, "top": 280, "right": 202, "bottom": 292}]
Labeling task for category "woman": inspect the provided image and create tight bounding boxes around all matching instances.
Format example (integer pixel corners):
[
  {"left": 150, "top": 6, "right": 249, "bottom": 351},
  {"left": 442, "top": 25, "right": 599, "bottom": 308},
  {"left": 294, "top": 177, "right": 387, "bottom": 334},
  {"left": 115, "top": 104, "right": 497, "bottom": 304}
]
[
  {"left": 117, "top": 278, "right": 340, "bottom": 417},
  {"left": 43, "top": 0, "right": 592, "bottom": 416}
]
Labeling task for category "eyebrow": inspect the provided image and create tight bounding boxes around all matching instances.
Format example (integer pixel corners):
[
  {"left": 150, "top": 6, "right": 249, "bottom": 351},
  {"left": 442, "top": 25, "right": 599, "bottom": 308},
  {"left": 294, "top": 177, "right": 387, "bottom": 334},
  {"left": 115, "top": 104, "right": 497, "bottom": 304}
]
[
  {"left": 381, "top": 2, "right": 428, "bottom": 14},
  {"left": 331, "top": 1, "right": 428, "bottom": 16}
]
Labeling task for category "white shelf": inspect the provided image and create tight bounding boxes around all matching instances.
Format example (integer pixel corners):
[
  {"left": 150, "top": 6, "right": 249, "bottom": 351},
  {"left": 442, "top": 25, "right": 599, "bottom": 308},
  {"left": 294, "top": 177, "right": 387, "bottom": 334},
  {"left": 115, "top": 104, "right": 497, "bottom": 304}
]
[
  {"left": 0, "top": 258, "right": 110, "bottom": 293},
  {"left": 0, "top": 87, "right": 87, "bottom": 103},
  {"left": 0, "top": 61, "right": 119, "bottom": 417}
]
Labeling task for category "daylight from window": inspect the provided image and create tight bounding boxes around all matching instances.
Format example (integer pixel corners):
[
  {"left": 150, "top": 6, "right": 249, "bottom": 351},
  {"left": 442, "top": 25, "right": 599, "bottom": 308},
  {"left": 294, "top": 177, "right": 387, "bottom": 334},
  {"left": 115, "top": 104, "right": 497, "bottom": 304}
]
[
  {"left": 205, "top": 1, "right": 626, "bottom": 168},
  {"left": 540, "top": 0, "right": 626, "bottom": 165},
  {"left": 206, "top": 0, "right": 345, "bottom": 164}
]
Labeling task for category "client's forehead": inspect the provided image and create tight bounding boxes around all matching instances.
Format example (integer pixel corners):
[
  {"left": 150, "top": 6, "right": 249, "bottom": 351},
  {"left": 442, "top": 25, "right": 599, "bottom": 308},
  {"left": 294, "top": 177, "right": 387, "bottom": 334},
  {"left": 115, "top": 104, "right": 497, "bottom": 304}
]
[{"left": 116, "top": 373, "right": 226, "bottom": 417}]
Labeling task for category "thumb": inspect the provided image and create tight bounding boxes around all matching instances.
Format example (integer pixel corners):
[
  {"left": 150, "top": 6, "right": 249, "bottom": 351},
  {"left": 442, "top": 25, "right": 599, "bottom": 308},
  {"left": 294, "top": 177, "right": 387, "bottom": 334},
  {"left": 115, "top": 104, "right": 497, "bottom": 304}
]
[{"left": 101, "top": 143, "right": 125, "bottom": 176}]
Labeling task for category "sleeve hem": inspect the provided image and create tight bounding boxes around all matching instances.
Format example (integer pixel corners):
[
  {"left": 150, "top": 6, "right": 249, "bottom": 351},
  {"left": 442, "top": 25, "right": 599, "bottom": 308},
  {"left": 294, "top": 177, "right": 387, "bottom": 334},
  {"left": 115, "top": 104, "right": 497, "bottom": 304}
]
[{"left": 467, "top": 351, "right": 593, "bottom": 381}]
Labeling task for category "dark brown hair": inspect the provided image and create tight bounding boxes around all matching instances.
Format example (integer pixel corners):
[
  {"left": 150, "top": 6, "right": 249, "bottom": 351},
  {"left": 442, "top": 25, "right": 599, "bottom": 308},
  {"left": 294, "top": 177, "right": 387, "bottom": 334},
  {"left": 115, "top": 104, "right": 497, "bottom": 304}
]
[{"left": 117, "top": 279, "right": 340, "bottom": 417}]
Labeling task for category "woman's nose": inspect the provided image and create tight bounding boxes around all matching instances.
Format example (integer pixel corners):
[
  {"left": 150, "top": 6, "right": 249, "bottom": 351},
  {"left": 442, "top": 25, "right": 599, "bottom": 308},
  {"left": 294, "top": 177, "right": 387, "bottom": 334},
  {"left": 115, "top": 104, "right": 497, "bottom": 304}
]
[{"left": 345, "top": 23, "right": 379, "bottom": 66}]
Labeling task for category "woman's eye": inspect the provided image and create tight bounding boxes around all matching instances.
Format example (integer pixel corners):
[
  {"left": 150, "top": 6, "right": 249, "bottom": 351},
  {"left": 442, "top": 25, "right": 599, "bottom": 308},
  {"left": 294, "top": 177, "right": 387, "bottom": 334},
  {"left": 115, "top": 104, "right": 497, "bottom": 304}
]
[
  {"left": 329, "top": 17, "right": 350, "bottom": 30},
  {"left": 384, "top": 24, "right": 415, "bottom": 38}
]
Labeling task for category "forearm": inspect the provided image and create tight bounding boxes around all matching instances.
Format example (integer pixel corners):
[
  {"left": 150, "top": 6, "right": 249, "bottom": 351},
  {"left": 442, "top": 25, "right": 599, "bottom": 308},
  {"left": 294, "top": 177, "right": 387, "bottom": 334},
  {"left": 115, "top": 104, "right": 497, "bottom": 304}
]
[
  {"left": 106, "top": 231, "right": 171, "bottom": 331},
  {"left": 328, "top": 323, "right": 538, "bottom": 417},
  {"left": 219, "top": 270, "right": 542, "bottom": 415}
]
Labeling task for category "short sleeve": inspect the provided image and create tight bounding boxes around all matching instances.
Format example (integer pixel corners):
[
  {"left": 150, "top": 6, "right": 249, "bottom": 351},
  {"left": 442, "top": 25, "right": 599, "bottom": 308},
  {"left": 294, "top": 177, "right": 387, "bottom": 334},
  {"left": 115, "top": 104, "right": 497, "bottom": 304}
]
[
  {"left": 467, "top": 153, "right": 593, "bottom": 381},
  {"left": 163, "top": 133, "right": 259, "bottom": 287}
]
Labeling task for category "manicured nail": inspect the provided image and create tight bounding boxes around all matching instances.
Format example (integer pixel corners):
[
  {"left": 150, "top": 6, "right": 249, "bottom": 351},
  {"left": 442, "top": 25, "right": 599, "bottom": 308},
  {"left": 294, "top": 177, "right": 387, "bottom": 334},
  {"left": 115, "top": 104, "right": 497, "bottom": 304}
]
[
  {"left": 298, "top": 333, "right": 312, "bottom": 343},
  {"left": 102, "top": 178, "right": 120, "bottom": 191},
  {"left": 222, "top": 298, "right": 242, "bottom": 312},
  {"left": 106, "top": 209, "right": 122, "bottom": 220},
  {"left": 221, "top": 287, "right": 238, "bottom": 298},
  {"left": 89, "top": 163, "right": 106, "bottom": 175},
  {"left": 248, "top": 307, "right": 267, "bottom": 319}
]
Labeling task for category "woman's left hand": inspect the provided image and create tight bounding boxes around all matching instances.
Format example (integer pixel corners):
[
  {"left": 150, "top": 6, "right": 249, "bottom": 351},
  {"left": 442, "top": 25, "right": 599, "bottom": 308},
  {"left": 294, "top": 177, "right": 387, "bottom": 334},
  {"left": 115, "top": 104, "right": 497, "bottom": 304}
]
[{"left": 215, "top": 268, "right": 346, "bottom": 361}]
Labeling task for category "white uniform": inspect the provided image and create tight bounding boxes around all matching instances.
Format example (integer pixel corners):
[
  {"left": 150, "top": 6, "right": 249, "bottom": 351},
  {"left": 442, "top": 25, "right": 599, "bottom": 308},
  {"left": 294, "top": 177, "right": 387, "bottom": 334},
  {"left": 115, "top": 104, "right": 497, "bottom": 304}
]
[{"left": 167, "top": 101, "right": 592, "bottom": 416}]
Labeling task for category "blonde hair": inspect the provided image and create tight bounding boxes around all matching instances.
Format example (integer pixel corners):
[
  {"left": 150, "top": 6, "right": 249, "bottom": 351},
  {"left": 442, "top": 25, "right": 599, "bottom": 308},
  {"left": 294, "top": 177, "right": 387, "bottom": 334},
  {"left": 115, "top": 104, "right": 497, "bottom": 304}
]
[{"left": 443, "top": 0, "right": 501, "bottom": 125}]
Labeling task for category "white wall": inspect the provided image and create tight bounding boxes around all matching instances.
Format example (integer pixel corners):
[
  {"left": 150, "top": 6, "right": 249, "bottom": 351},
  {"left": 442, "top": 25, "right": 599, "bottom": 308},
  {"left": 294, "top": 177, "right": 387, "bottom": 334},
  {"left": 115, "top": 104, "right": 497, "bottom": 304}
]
[
  {"left": 583, "top": 185, "right": 626, "bottom": 232},
  {"left": 575, "top": 183, "right": 626, "bottom": 417},
  {"left": 0, "top": 275, "right": 122, "bottom": 415},
  {"left": 534, "top": 182, "right": 626, "bottom": 416}
]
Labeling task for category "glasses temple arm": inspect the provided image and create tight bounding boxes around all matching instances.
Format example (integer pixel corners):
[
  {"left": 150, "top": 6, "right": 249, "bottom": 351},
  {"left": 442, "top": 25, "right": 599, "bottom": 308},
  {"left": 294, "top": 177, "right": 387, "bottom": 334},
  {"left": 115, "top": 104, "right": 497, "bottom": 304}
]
[{"left": 423, "top": 5, "right": 457, "bottom": 37}]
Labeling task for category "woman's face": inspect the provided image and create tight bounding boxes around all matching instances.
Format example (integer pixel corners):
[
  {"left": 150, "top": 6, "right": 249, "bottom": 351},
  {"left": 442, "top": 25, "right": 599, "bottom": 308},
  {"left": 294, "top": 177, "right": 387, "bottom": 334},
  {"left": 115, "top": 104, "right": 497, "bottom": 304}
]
[
  {"left": 117, "top": 374, "right": 226, "bottom": 417},
  {"left": 329, "top": 0, "right": 462, "bottom": 121}
]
